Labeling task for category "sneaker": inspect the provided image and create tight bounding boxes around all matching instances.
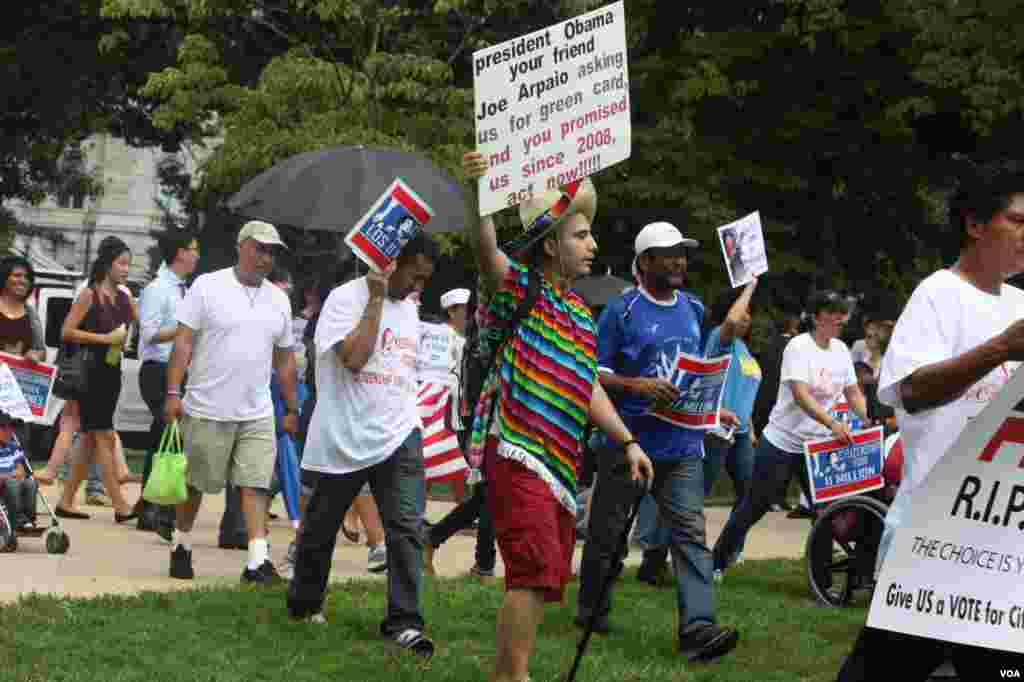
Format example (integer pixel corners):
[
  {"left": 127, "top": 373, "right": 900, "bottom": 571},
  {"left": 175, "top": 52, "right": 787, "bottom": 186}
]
[
  {"left": 242, "top": 560, "right": 284, "bottom": 585},
  {"left": 169, "top": 545, "right": 194, "bottom": 580},
  {"left": 390, "top": 628, "right": 434, "bottom": 659},
  {"left": 678, "top": 624, "right": 739, "bottom": 663},
  {"left": 423, "top": 543, "right": 436, "bottom": 576},
  {"left": 368, "top": 544, "right": 387, "bottom": 573},
  {"left": 306, "top": 612, "right": 327, "bottom": 625}
]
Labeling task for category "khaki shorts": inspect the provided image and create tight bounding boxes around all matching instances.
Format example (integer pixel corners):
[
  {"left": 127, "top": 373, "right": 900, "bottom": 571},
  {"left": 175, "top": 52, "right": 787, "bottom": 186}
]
[{"left": 181, "top": 414, "right": 276, "bottom": 494}]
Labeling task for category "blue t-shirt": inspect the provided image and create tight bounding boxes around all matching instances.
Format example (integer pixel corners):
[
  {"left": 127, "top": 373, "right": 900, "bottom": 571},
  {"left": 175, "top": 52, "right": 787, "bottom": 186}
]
[
  {"left": 597, "top": 288, "right": 719, "bottom": 461},
  {"left": 0, "top": 437, "right": 26, "bottom": 477},
  {"left": 706, "top": 327, "right": 762, "bottom": 434}
]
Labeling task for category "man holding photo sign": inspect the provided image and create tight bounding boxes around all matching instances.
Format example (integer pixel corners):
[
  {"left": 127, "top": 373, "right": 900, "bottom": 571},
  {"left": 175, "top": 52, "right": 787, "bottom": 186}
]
[
  {"left": 577, "top": 222, "right": 741, "bottom": 663},
  {"left": 837, "top": 162, "right": 1024, "bottom": 680}
]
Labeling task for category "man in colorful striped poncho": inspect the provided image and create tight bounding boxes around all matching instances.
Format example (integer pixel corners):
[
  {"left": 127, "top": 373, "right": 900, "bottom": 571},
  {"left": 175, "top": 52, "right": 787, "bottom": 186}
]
[{"left": 463, "top": 151, "right": 654, "bottom": 682}]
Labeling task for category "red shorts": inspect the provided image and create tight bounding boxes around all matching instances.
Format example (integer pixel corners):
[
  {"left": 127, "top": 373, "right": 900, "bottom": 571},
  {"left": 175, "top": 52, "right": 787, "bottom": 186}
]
[{"left": 485, "top": 438, "right": 576, "bottom": 603}]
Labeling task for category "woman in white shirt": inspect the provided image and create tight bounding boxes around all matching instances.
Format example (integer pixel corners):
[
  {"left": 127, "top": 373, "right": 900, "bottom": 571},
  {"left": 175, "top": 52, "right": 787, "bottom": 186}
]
[{"left": 712, "top": 291, "right": 868, "bottom": 576}]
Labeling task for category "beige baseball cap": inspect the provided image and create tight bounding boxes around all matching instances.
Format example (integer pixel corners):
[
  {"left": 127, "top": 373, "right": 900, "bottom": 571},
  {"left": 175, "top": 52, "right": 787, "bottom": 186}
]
[{"left": 237, "top": 220, "right": 288, "bottom": 249}]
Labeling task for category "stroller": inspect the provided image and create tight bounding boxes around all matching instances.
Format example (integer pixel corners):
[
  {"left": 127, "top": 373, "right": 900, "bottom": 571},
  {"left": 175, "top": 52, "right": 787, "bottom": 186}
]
[{"left": 0, "top": 455, "right": 71, "bottom": 554}]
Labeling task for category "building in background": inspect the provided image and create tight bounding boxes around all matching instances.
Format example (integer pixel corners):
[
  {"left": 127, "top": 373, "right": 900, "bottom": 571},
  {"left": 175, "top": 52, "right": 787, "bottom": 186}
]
[{"left": 4, "top": 134, "right": 203, "bottom": 286}]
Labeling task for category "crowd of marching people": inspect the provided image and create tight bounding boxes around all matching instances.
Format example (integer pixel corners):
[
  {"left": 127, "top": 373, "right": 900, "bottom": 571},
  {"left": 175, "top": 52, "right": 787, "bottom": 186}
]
[{"left": 3, "top": 151, "right": 1024, "bottom": 681}]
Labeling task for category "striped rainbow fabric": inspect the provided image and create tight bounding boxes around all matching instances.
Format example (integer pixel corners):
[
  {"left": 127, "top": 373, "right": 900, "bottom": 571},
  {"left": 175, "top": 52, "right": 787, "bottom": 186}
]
[{"left": 469, "top": 260, "right": 597, "bottom": 515}]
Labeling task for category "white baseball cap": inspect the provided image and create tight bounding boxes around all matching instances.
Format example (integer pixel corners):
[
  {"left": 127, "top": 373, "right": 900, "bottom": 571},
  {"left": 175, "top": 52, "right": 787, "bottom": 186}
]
[
  {"left": 632, "top": 222, "right": 698, "bottom": 280},
  {"left": 440, "top": 288, "right": 470, "bottom": 309}
]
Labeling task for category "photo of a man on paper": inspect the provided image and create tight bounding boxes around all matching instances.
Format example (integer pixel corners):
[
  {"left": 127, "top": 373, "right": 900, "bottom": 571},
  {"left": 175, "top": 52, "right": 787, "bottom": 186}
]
[
  {"left": 717, "top": 211, "right": 769, "bottom": 288},
  {"left": 720, "top": 227, "right": 748, "bottom": 285}
]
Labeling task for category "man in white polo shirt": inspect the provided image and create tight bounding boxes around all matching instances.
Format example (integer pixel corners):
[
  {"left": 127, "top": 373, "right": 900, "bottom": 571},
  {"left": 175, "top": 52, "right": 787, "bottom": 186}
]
[
  {"left": 287, "top": 233, "right": 439, "bottom": 658},
  {"left": 164, "top": 220, "right": 299, "bottom": 584}
]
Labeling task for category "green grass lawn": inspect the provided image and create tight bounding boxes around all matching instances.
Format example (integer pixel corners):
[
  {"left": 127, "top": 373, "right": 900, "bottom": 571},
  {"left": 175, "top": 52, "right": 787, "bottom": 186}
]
[{"left": 3, "top": 559, "right": 867, "bottom": 682}]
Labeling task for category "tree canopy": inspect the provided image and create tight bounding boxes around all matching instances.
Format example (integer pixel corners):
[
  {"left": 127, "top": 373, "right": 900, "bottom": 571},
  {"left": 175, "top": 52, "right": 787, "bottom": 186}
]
[{"left": 6, "top": 0, "right": 1021, "bottom": 316}]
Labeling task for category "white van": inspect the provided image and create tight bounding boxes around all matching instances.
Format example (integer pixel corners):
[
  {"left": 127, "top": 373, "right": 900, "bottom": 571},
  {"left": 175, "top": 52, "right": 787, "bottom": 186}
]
[{"left": 30, "top": 269, "right": 151, "bottom": 452}]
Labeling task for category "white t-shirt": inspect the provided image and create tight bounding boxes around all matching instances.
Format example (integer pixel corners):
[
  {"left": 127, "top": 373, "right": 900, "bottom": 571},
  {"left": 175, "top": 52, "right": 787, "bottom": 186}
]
[
  {"left": 850, "top": 338, "right": 870, "bottom": 365},
  {"left": 763, "top": 332, "right": 858, "bottom": 453},
  {"left": 876, "top": 270, "right": 1024, "bottom": 566},
  {"left": 302, "top": 277, "right": 421, "bottom": 474},
  {"left": 178, "top": 267, "right": 294, "bottom": 421}
]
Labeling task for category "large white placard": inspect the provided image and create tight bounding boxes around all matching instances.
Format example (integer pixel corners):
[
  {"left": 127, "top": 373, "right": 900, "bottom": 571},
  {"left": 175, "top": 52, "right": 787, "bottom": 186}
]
[
  {"left": 868, "top": 368, "right": 1024, "bottom": 652},
  {"left": 472, "top": 1, "right": 630, "bottom": 216}
]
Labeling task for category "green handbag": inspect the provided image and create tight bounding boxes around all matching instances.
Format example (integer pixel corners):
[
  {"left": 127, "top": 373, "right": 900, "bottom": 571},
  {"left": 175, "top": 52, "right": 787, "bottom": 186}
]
[{"left": 142, "top": 421, "right": 188, "bottom": 506}]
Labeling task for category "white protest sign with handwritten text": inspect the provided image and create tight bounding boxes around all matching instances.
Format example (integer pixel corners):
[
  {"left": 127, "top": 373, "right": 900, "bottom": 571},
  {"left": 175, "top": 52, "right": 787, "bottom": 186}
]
[{"left": 473, "top": 1, "right": 630, "bottom": 216}]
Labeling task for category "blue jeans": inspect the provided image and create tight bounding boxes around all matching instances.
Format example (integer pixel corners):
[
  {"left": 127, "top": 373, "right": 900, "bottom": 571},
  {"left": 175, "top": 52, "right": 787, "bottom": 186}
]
[
  {"left": 703, "top": 431, "right": 755, "bottom": 560},
  {"left": 579, "top": 451, "right": 716, "bottom": 632},
  {"left": 712, "top": 436, "right": 814, "bottom": 571},
  {"left": 632, "top": 493, "right": 671, "bottom": 550}
]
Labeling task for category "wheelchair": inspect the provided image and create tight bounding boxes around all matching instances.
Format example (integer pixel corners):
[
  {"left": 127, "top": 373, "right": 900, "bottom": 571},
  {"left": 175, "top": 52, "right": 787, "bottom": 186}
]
[{"left": 805, "top": 432, "right": 902, "bottom": 607}]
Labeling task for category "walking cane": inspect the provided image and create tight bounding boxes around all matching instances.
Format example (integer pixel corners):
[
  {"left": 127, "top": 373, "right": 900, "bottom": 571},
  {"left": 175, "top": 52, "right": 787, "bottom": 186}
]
[{"left": 565, "top": 488, "right": 645, "bottom": 682}]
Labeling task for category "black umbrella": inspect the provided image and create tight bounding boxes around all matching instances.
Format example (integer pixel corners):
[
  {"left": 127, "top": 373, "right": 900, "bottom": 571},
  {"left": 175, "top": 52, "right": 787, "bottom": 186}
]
[
  {"left": 573, "top": 273, "right": 633, "bottom": 308},
  {"left": 225, "top": 145, "right": 470, "bottom": 235}
]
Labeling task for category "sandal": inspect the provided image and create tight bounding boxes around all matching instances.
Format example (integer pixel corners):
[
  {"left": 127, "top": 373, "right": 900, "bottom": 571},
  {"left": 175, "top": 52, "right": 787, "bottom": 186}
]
[{"left": 54, "top": 506, "right": 90, "bottom": 520}]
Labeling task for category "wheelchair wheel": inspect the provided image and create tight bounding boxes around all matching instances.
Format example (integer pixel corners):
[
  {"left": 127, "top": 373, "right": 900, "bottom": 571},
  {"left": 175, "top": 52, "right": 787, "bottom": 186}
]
[
  {"left": 45, "top": 528, "right": 70, "bottom": 554},
  {"left": 805, "top": 495, "right": 888, "bottom": 607}
]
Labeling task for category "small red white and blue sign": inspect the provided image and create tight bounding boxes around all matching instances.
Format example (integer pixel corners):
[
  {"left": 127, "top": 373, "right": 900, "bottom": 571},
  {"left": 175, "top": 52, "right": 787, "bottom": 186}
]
[
  {"left": 649, "top": 353, "right": 732, "bottom": 430},
  {"left": 345, "top": 178, "right": 434, "bottom": 272},
  {"left": 804, "top": 426, "right": 885, "bottom": 504}
]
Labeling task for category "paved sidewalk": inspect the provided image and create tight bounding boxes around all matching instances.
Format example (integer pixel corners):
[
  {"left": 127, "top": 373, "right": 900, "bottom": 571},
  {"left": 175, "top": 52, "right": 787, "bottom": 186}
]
[{"left": 2, "top": 483, "right": 814, "bottom": 603}]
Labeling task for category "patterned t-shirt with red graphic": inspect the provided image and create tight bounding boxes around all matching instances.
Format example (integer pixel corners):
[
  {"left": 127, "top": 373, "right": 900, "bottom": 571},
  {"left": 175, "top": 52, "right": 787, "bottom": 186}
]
[
  {"left": 763, "top": 332, "right": 858, "bottom": 453},
  {"left": 302, "top": 276, "right": 422, "bottom": 475}
]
